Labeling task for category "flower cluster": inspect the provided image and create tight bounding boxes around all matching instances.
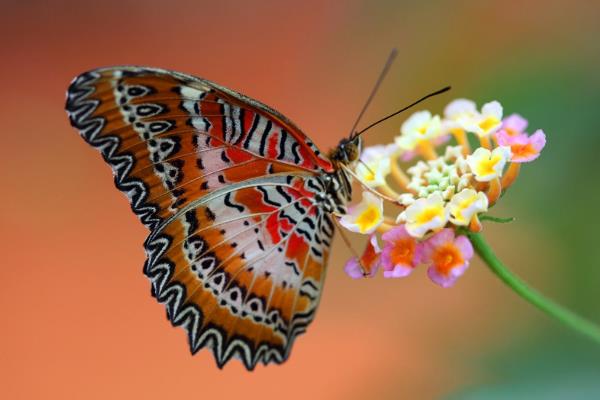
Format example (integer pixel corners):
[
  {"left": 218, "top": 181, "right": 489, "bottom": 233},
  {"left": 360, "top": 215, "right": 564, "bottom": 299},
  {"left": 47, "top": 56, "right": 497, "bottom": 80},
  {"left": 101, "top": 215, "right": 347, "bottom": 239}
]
[{"left": 340, "top": 98, "right": 546, "bottom": 287}]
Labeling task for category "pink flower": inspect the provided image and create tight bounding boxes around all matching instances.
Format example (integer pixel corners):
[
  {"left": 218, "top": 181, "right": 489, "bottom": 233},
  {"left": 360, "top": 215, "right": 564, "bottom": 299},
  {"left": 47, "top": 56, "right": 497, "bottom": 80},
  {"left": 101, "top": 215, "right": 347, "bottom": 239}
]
[
  {"left": 344, "top": 234, "right": 381, "bottom": 279},
  {"left": 380, "top": 225, "right": 423, "bottom": 278},
  {"left": 421, "top": 229, "right": 473, "bottom": 287},
  {"left": 499, "top": 114, "right": 528, "bottom": 138},
  {"left": 494, "top": 114, "right": 546, "bottom": 163},
  {"left": 496, "top": 129, "right": 546, "bottom": 163}
]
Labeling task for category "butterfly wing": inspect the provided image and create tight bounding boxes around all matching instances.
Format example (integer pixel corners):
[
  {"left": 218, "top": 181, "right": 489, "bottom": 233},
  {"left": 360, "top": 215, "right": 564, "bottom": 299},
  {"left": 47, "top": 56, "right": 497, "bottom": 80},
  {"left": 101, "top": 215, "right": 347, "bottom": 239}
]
[
  {"left": 144, "top": 174, "right": 335, "bottom": 368},
  {"left": 66, "top": 66, "right": 334, "bottom": 229},
  {"left": 66, "top": 67, "right": 338, "bottom": 369}
]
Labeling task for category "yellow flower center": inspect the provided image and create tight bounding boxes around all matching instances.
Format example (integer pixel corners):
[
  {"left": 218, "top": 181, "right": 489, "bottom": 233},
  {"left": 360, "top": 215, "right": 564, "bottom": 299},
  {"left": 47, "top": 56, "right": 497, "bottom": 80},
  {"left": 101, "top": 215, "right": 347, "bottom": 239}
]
[
  {"left": 476, "top": 155, "right": 501, "bottom": 176},
  {"left": 510, "top": 143, "right": 536, "bottom": 159},
  {"left": 453, "top": 195, "right": 477, "bottom": 223},
  {"left": 416, "top": 205, "right": 443, "bottom": 225},
  {"left": 479, "top": 116, "right": 499, "bottom": 132},
  {"left": 356, "top": 205, "right": 381, "bottom": 233},
  {"left": 390, "top": 238, "right": 416, "bottom": 266},
  {"left": 432, "top": 244, "right": 464, "bottom": 276},
  {"left": 458, "top": 195, "right": 476, "bottom": 209}
]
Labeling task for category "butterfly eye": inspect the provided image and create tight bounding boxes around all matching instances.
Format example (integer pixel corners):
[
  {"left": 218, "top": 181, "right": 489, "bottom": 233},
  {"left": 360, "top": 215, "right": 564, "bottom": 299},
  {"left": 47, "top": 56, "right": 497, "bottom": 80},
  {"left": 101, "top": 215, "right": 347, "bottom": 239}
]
[{"left": 344, "top": 142, "right": 360, "bottom": 163}]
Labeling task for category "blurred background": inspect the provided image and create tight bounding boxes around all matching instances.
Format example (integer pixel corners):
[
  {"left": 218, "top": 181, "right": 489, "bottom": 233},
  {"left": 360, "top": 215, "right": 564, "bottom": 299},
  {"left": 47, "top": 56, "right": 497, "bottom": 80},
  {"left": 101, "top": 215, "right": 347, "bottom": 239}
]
[{"left": 1, "top": 0, "right": 599, "bottom": 398}]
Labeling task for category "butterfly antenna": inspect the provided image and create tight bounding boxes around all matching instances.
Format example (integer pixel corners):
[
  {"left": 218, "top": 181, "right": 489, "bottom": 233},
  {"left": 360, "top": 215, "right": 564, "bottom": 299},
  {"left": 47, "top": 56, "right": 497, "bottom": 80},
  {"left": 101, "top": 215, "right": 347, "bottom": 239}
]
[
  {"left": 348, "top": 49, "right": 398, "bottom": 138},
  {"left": 354, "top": 86, "right": 451, "bottom": 138}
]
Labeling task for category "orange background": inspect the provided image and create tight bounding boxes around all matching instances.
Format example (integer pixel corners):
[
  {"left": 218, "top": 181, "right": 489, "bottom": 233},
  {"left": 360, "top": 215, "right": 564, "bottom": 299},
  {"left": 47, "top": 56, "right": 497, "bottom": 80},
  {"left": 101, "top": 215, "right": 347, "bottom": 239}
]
[{"left": 2, "top": 1, "right": 599, "bottom": 399}]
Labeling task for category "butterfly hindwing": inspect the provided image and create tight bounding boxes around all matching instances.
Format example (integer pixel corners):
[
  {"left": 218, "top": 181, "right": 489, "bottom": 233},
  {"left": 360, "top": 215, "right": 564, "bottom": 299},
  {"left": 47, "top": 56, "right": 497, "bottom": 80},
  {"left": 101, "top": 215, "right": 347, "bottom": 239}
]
[
  {"left": 145, "top": 175, "right": 335, "bottom": 368},
  {"left": 66, "top": 67, "right": 338, "bottom": 368}
]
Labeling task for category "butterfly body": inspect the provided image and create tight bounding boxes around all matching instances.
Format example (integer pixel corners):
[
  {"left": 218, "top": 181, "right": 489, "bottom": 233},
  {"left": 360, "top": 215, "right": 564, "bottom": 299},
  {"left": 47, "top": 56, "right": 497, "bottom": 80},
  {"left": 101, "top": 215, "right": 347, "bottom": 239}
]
[{"left": 66, "top": 67, "right": 359, "bottom": 369}]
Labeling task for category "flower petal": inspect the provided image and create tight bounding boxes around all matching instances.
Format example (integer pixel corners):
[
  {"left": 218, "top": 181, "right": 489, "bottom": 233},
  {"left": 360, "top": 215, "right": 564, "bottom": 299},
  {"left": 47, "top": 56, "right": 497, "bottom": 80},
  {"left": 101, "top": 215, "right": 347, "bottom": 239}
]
[
  {"left": 384, "top": 265, "right": 414, "bottom": 278},
  {"left": 339, "top": 191, "right": 384, "bottom": 234},
  {"left": 427, "top": 265, "right": 459, "bottom": 287},
  {"left": 454, "top": 235, "right": 474, "bottom": 260},
  {"left": 344, "top": 258, "right": 364, "bottom": 279},
  {"left": 482, "top": 101, "right": 503, "bottom": 120},
  {"left": 501, "top": 114, "right": 528, "bottom": 136},
  {"left": 444, "top": 99, "right": 477, "bottom": 119}
]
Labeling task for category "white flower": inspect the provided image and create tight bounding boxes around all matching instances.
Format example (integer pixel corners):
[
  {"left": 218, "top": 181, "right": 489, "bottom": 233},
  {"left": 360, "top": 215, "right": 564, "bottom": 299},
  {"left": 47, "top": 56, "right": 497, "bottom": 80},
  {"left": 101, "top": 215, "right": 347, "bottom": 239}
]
[
  {"left": 339, "top": 191, "right": 384, "bottom": 234},
  {"left": 466, "top": 146, "right": 512, "bottom": 182},
  {"left": 444, "top": 99, "right": 478, "bottom": 120},
  {"left": 355, "top": 155, "right": 391, "bottom": 188},
  {"left": 361, "top": 144, "right": 400, "bottom": 162},
  {"left": 443, "top": 99, "right": 478, "bottom": 132},
  {"left": 443, "top": 99, "right": 503, "bottom": 138},
  {"left": 355, "top": 144, "right": 398, "bottom": 187},
  {"left": 400, "top": 192, "right": 448, "bottom": 238},
  {"left": 469, "top": 101, "right": 504, "bottom": 138},
  {"left": 447, "top": 189, "right": 489, "bottom": 226},
  {"left": 395, "top": 111, "right": 442, "bottom": 151}
]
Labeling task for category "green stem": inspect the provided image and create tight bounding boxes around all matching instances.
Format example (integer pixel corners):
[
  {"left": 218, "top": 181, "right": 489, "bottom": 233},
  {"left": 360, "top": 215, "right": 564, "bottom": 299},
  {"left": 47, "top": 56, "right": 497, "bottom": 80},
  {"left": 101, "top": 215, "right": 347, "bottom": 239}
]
[
  {"left": 479, "top": 215, "right": 515, "bottom": 224},
  {"left": 467, "top": 232, "right": 600, "bottom": 345}
]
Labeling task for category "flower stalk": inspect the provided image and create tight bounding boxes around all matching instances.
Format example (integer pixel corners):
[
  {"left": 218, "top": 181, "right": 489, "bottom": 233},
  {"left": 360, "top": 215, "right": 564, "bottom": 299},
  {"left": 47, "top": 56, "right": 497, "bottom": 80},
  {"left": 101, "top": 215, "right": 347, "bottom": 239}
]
[{"left": 468, "top": 232, "right": 600, "bottom": 345}]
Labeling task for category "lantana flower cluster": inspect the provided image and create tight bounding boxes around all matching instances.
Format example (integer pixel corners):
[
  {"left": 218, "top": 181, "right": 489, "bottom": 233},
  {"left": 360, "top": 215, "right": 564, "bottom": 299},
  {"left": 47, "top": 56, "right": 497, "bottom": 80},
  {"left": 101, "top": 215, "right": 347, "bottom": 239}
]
[{"left": 340, "top": 98, "right": 546, "bottom": 287}]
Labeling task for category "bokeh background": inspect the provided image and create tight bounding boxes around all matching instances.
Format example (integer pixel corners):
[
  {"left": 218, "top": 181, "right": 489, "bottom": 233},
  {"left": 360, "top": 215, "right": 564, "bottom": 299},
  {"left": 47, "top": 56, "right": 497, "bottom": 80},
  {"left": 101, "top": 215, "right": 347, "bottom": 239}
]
[{"left": 2, "top": 1, "right": 599, "bottom": 399}]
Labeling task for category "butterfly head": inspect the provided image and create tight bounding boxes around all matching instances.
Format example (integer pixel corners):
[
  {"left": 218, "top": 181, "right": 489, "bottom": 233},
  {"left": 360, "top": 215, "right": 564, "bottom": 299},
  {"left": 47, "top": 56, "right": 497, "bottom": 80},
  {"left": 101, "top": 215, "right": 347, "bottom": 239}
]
[{"left": 330, "top": 136, "right": 362, "bottom": 166}]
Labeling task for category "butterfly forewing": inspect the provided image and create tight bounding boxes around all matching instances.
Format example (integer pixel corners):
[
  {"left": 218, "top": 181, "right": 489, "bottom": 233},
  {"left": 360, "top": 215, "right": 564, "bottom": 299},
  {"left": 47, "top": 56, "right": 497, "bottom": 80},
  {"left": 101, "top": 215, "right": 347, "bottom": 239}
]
[{"left": 66, "top": 67, "right": 338, "bottom": 369}]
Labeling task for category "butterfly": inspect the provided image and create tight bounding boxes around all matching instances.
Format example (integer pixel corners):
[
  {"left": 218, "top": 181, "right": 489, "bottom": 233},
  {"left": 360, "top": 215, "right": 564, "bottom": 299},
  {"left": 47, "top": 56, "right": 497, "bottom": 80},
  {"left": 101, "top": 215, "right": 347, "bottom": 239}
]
[{"left": 65, "top": 67, "right": 364, "bottom": 370}]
